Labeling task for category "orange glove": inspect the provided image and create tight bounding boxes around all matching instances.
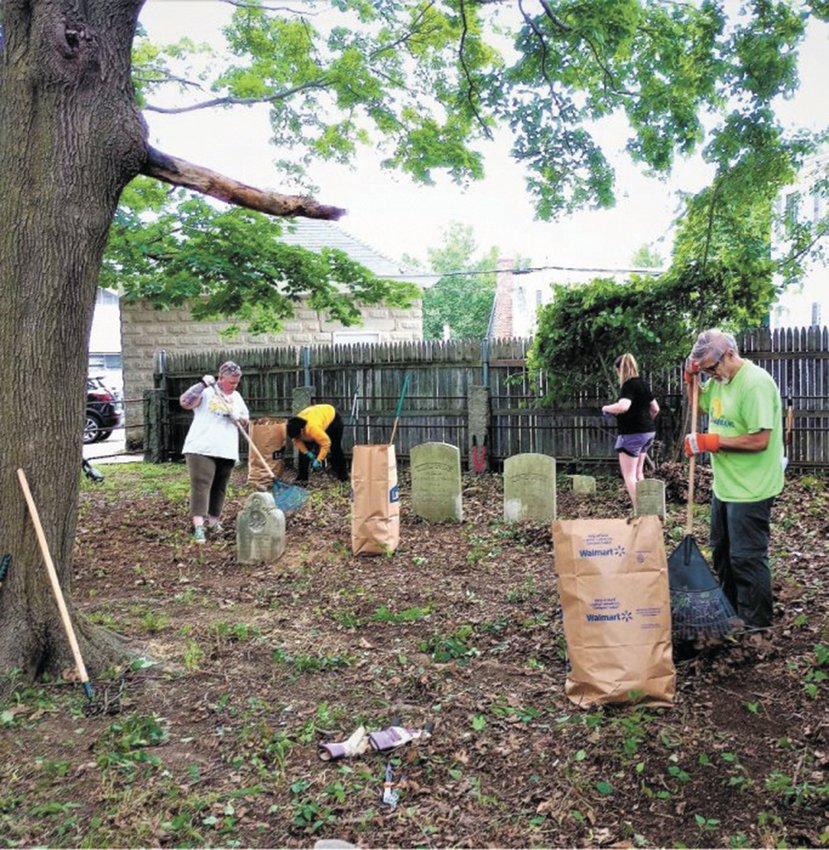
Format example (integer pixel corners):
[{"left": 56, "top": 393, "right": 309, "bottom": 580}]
[
  {"left": 684, "top": 357, "right": 700, "bottom": 384},
  {"left": 685, "top": 433, "right": 719, "bottom": 457}
]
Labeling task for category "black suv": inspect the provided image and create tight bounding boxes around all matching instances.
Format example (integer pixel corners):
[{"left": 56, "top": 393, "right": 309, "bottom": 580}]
[{"left": 85, "top": 377, "right": 122, "bottom": 444}]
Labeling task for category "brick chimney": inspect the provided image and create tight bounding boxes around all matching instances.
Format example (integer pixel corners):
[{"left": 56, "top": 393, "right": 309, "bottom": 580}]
[{"left": 489, "top": 257, "right": 514, "bottom": 338}]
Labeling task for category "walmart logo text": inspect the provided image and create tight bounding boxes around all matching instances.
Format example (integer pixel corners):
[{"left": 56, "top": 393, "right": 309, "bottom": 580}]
[
  {"left": 586, "top": 611, "right": 633, "bottom": 622},
  {"left": 579, "top": 545, "right": 626, "bottom": 558}
]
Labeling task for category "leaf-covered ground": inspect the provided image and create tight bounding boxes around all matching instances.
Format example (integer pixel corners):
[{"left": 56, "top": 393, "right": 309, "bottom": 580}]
[{"left": 1, "top": 462, "right": 827, "bottom": 849}]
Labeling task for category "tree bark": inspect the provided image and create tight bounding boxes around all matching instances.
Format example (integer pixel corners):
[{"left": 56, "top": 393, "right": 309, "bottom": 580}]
[{"left": 0, "top": 0, "right": 148, "bottom": 692}]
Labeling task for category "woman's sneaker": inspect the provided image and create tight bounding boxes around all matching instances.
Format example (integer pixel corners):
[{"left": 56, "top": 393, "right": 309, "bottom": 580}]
[{"left": 193, "top": 526, "right": 206, "bottom": 544}]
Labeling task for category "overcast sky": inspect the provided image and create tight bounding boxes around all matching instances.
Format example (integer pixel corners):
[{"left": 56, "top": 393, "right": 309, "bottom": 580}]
[{"left": 138, "top": 1, "right": 827, "bottom": 271}]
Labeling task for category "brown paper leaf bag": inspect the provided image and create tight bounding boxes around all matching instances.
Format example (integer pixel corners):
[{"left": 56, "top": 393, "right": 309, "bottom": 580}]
[
  {"left": 552, "top": 515, "right": 675, "bottom": 708},
  {"left": 247, "top": 418, "right": 286, "bottom": 491},
  {"left": 351, "top": 444, "right": 400, "bottom": 555}
]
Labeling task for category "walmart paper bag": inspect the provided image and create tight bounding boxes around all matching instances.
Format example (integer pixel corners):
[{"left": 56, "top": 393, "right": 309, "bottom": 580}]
[
  {"left": 351, "top": 445, "right": 400, "bottom": 555},
  {"left": 247, "top": 418, "right": 287, "bottom": 490},
  {"left": 552, "top": 516, "right": 675, "bottom": 708}
]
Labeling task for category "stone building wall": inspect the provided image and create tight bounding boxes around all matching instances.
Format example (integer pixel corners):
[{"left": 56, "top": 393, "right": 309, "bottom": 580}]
[{"left": 121, "top": 299, "right": 423, "bottom": 446}]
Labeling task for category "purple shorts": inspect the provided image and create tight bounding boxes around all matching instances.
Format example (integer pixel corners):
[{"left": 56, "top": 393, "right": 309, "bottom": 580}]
[{"left": 615, "top": 432, "right": 655, "bottom": 458}]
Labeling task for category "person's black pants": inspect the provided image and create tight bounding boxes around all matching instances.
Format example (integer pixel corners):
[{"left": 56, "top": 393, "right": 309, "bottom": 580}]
[
  {"left": 710, "top": 495, "right": 774, "bottom": 628},
  {"left": 296, "top": 412, "right": 349, "bottom": 482}
]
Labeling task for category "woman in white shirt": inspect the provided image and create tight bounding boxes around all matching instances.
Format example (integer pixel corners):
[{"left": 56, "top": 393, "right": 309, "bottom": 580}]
[{"left": 179, "top": 361, "right": 249, "bottom": 543}]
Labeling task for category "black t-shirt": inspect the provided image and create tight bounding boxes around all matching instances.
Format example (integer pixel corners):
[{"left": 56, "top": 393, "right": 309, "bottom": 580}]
[{"left": 616, "top": 376, "right": 656, "bottom": 435}]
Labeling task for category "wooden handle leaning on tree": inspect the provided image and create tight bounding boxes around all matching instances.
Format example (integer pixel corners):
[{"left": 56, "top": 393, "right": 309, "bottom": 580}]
[
  {"left": 686, "top": 376, "right": 699, "bottom": 536},
  {"left": 16, "top": 468, "right": 94, "bottom": 700}
]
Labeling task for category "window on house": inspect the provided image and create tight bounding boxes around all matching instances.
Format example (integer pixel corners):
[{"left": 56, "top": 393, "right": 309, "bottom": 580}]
[{"left": 811, "top": 302, "right": 822, "bottom": 327}]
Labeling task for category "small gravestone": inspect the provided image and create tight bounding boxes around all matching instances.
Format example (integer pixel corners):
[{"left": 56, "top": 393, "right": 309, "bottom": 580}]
[
  {"left": 635, "top": 479, "right": 666, "bottom": 521},
  {"left": 503, "top": 453, "right": 556, "bottom": 522},
  {"left": 237, "top": 492, "right": 286, "bottom": 564},
  {"left": 571, "top": 475, "right": 596, "bottom": 495},
  {"left": 410, "top": 442, "right": 463, "bottom": 522}
]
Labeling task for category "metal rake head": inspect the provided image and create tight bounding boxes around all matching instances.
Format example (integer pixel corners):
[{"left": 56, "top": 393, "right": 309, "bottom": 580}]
[{"left": 671, "top": 587, "right": 737, "bottom": 642}]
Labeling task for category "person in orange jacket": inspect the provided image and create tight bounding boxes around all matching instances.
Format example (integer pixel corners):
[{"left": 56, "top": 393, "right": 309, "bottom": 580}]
[{"left": 287, "top": 403, "right": 349, "bottom": 482}]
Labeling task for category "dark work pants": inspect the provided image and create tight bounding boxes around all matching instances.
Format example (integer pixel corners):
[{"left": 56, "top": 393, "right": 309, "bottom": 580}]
[
  {"left": 296, "top": 412, "right": 349, "bottom": 482},
  {"left": 710, "top": 495, "right": 774, "bottom": 628}
]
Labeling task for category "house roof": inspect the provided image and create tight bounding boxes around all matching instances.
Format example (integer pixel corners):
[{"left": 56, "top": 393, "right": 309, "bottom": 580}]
[{"left": 278, "top": 218, "right": 436, "bottom": 288}]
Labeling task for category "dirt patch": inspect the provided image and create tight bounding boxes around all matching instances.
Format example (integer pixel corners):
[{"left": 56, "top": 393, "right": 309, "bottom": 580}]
[{"left": 1, "top": 463, "right": 827, "bottom": 848}]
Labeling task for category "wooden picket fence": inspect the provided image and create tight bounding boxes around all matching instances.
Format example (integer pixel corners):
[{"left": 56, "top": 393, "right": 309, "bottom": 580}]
[{"left": 151, "top": 327, "right": 829, "bottom": 469}]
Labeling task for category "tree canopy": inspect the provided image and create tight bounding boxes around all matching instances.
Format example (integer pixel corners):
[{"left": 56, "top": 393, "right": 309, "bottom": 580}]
[
  {"left": 527, "top": 122, "right": 826, "bottom": 398},
  {"left": 124, "top": 0, "right": 826, "bottom": 333}
]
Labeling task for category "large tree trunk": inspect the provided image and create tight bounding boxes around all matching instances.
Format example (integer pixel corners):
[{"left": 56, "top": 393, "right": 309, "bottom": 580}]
[{"left": 0, "top": 0, "right": 147, "bottom": 691}]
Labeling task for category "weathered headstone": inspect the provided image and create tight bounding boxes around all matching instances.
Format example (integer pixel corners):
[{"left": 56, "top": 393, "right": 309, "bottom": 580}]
[
  {"left": 410, "top": 442, "right": 463, "bottom": 522},
  {"left": 503, "top": 453, "right": 556, "bottom": 522},
  {"left": 236, "top": 492, "right": 286, "bottom": 564},
  {"left": 571, "top": 474, "right": 596, "bottom": 495},
  {"left": 635, "top": 479, "right": 666, "bottom": 521}
]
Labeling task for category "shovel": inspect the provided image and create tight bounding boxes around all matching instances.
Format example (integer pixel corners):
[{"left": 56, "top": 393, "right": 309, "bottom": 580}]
[
  {"left": 214, "top": 386, "right": 308, "bottom": 514},
  {"left": 667, "top": 376, "right": 736, "bottom": 641}
]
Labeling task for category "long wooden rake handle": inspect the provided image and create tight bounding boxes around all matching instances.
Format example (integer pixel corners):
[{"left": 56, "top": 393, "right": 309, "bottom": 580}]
[
  {"left": 16, "top": 468, "right": 94, "bottom": 699},
  {"left": 686, "top": 376, "right": 699, "bottom": 536},
  {"left": 237, "top": 420, "right": 276, "bottom": 480}
]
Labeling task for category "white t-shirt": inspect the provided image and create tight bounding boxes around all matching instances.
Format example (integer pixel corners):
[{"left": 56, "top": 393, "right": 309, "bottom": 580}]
[{"left": 182, "top": 386, "right": 250, "bottom": 461}]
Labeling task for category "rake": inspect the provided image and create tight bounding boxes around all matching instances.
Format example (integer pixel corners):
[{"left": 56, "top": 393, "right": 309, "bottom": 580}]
[
  {"left": 215, "top": 387, "right": 308, "bottom": 514},
  {"left": 667, "top": 375, "right": 736, "bottom": 642},
  {"left": 243, "top": 425, "right": 309, "bottom": 514}
]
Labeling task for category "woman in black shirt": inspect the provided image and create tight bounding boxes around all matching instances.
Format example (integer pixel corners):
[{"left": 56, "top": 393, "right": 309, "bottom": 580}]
[{"left": 601, "top": 353, "right": 659, "bottom": 504}]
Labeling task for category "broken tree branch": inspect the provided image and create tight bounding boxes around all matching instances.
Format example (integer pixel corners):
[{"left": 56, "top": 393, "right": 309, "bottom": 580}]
[{"left": 142, "top": 146, "right": 346, "bottom": 220}]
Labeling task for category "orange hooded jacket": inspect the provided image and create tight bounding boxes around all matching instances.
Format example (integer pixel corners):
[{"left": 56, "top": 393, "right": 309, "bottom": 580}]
[{"left": 291, "top": 404, "right": 336, "bottom": 461}]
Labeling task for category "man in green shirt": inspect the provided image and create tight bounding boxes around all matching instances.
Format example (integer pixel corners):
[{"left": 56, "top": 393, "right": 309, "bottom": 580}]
[{"left": 684, "top": 330, "right": 785, "bottom": 631}]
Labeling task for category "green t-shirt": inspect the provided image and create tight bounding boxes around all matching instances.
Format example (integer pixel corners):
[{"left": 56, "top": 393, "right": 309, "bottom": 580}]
[{"left": 698, "top": 360, "right": 784, "bottom": 502}]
